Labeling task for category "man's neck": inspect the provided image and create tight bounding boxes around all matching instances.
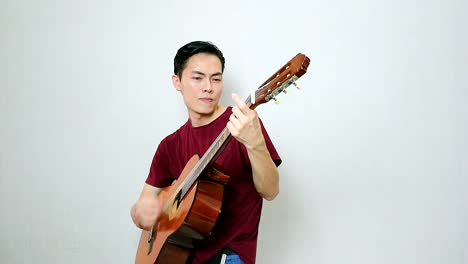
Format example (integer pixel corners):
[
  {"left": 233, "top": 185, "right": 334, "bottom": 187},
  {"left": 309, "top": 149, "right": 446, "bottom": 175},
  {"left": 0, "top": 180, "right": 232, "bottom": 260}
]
[{"left": 189, "top": 105, "right": 227, "bottom": 127}]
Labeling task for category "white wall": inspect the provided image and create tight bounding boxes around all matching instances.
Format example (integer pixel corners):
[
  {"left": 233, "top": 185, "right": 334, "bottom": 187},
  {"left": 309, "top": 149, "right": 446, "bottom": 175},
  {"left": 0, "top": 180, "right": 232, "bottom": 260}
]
[{"left": 1, "top": 0, "right": 466, "bottom": 263}]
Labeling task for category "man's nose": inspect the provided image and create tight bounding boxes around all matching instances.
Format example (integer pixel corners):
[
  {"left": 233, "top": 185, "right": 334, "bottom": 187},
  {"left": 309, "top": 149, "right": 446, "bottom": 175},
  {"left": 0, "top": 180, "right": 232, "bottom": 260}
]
[{"left": 203, "top": 80, "right": 213, "bottom": 93}]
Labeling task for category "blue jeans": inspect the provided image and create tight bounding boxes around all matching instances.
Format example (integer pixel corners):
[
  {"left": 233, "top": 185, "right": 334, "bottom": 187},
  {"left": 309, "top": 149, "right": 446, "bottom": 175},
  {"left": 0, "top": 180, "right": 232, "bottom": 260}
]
[{"left": 225, "top": 254, "right": 244, "bottom": 264}]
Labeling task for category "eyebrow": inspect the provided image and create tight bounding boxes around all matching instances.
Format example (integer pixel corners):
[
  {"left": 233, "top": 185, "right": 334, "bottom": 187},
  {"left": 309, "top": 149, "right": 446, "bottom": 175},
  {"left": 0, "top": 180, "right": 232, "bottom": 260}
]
[{"left": 191, "top": 71, "right": 223, "bottom": 77}]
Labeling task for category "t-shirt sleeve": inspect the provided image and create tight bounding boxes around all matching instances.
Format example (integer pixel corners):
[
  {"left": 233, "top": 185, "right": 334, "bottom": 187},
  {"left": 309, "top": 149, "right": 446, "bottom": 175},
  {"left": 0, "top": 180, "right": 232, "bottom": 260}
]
[
  {"left": 259, "top": 118, "right": 282, "bottom": 167},
  {"left": 145, "top": 139, "right": 176, "bottom": 188}
]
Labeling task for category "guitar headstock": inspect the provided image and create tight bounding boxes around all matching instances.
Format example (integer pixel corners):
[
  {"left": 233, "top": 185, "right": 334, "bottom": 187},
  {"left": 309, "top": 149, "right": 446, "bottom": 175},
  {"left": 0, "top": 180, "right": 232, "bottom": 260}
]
[{"left": 247, "top": 53, "right": 310, "bottom": 109}]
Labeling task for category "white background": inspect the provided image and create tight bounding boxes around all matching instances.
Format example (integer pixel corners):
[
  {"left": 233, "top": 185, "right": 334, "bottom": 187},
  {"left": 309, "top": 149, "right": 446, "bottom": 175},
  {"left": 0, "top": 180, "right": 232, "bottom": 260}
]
[{"left": 1, "top": 0, "right": 467, "bottom": 263}]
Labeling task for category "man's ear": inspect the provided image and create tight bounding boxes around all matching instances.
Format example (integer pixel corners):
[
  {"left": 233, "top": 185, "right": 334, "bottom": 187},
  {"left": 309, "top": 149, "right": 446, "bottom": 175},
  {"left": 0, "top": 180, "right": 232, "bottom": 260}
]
[{"left": 172, "top": 74, "right": 182, "bottom": 91}]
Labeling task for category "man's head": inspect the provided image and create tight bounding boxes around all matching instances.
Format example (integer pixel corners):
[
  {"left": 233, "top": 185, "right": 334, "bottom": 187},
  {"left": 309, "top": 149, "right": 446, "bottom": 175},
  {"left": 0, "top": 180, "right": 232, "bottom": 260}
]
[
  {"left": 174, "top": 41, "right": 225, "bottom": 78},
  {"left": 172, "top": 41, "right": 226, "bottom": 126}
]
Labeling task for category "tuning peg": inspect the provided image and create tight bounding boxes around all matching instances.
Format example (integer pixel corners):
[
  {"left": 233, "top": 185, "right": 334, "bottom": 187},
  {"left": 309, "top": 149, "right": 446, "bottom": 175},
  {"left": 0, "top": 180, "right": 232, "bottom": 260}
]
[
  {"left": 273, "top": 97, "right": 281, "bottom": 105},
  {"left": 282, "top": 89, "right": 289, "bottom": 96},
  {"left": 293, "top": 82, "right": 301, "bottom": 90}
]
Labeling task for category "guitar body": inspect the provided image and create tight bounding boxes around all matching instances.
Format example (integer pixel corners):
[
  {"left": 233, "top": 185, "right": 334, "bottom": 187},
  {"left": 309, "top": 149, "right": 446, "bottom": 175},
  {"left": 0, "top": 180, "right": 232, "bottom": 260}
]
[{"left": 136, "top": 155, "right": 230, "bottom": 264}]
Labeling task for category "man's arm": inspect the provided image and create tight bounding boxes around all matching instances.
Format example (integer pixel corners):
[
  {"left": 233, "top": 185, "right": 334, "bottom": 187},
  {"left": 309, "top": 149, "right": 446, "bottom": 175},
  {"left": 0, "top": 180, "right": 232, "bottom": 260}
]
[
  {"left": 227, "top": 93, "right": 279, "bottom": 201},
  {"left": 244, "top": 139, "right": 279, "bottom": 201},
  {"left": 131, "top": 183, "right": 163, "bottom": 230}
]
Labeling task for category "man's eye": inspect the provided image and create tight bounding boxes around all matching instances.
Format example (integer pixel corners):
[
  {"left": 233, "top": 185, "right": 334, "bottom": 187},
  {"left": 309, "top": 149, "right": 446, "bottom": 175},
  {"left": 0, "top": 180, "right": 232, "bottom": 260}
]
[
  {"left": 193, "top": 77, "right": 202, "bottom": 80},
  {"left": 213, "top": 78, "right": 222, "bottom": 82}
]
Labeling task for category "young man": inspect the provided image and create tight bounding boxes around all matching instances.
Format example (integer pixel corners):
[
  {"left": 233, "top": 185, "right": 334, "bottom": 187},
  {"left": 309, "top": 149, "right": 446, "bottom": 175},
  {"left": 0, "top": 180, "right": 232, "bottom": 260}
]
[{"left": 131, "top": 41, "right": 281, "bottom": 264}]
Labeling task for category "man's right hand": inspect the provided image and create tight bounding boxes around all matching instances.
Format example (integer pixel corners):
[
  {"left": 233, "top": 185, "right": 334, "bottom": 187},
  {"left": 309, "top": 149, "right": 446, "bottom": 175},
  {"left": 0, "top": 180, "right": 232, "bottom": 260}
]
[{"left": 131, "top": 184, "right": 163, "bottom": 231}]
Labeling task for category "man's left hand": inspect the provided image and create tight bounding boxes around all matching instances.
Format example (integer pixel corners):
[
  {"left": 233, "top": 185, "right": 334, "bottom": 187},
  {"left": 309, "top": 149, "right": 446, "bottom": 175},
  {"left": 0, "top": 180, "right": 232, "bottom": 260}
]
[{"left": 227, "top": 93, "right": 265, "bottom": 150}]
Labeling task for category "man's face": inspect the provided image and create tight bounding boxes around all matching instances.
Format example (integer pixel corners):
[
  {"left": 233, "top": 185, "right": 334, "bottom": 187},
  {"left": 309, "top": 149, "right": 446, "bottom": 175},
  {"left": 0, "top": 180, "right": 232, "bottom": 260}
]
[{"left": 172, "top": 53, "right": 224, "bottom": 119}]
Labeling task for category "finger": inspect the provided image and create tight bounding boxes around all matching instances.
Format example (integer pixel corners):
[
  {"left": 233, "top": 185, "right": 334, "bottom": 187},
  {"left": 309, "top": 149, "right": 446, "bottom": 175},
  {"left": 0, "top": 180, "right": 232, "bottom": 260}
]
[
  {"left": 231, "top": 93, "right": 248, "bottom": 113},
  {"left": 229, "top": 113, "right": 242, "bottom": 129},
  {"left": 231, "top": 106, "right": 247, "bottom": 123},
  {"left": 226, "top": 121, "right": 239, "bottom": 137}
]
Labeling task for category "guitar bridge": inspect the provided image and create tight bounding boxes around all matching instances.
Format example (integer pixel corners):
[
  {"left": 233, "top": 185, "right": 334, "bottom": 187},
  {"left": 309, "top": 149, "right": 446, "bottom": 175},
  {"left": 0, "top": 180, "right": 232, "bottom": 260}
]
[{"left": 147, "top": 226, "right": 155, "bottom": 255}]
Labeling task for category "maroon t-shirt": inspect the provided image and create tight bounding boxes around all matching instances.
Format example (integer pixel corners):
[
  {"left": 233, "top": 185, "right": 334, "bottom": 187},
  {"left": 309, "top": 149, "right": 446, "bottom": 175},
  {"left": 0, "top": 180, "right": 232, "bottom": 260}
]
[{"left": 146, "top": 107, "right": 281, "bottom": 264}]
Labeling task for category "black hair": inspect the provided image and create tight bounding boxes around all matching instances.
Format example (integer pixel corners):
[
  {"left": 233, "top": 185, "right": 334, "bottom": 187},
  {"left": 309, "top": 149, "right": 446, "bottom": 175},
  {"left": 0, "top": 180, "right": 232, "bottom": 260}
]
[{"left": 173, "top": 41, "right": 225, "bottom": 78}]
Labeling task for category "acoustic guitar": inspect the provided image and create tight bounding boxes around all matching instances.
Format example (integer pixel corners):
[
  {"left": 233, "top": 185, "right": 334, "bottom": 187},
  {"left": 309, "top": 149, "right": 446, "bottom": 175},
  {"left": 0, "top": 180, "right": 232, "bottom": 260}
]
[{"left": 135, "top": 53, "right": 310, "bottom": 264}]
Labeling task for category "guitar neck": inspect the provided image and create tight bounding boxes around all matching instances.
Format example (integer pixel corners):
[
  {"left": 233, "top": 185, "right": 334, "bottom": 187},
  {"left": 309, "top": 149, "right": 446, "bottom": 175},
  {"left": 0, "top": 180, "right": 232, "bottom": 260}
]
[{"left": 179, "top": 52, "right": 310, "bottom": 198}]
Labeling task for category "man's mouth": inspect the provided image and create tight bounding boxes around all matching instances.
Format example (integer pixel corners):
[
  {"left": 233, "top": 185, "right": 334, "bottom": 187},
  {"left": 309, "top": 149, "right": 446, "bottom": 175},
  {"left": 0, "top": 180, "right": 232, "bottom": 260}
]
[{"left": 199, "top": 98, "right": 213, "bottom": 103}]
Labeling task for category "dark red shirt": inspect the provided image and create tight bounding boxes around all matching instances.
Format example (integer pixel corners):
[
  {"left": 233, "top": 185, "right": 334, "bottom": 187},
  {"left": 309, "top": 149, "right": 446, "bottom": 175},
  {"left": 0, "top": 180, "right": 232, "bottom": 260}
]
[{"left": 146, "top": 107, "right": 281, "bottom": 264}]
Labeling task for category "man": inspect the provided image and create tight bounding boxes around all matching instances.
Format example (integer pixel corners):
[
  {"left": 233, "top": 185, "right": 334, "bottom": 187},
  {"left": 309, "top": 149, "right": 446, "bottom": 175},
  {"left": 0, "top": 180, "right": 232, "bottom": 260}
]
[{"left": 131, "top": 41, "right": 281, "bottom": 264}]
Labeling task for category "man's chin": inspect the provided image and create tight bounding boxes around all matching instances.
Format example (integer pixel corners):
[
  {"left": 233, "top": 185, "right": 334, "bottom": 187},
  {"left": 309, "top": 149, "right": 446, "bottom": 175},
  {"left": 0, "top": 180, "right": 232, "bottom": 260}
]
[{"left": 196, "top": 105, "right": 218, "bottom": 114}]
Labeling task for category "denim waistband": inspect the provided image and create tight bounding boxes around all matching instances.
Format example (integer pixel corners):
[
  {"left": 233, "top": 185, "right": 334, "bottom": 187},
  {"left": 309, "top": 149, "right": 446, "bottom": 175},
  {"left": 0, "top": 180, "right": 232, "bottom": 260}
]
[
  {"left": 221, "top": 247, "right": 238, "bottom": 256},
  {"left": 205, "top": 247, "right": 239, "bottom": 264}
]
